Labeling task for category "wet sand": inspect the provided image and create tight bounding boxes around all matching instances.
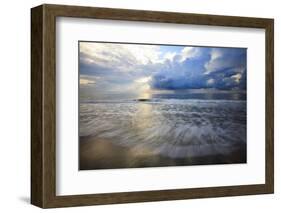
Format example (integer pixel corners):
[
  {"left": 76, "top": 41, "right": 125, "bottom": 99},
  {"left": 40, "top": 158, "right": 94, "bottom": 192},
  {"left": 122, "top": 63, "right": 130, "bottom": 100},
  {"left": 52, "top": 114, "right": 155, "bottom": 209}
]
[{"left": 79, "top": 136, "right": 246, "bottom": 170}]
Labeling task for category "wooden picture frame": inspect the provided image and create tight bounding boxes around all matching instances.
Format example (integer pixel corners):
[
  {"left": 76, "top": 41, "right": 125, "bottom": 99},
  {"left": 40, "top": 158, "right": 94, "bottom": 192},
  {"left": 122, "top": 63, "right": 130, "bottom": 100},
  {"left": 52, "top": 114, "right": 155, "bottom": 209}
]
[{"left": 31, "top": 4, "right": 274, "bottom": 208}]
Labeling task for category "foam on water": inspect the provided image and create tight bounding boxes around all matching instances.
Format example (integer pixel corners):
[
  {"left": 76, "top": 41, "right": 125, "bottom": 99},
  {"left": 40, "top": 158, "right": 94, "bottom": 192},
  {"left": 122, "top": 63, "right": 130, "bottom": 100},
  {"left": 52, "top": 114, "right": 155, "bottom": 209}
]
[{"left": 80, "top": 99, "right": 246, "bottom": 159}]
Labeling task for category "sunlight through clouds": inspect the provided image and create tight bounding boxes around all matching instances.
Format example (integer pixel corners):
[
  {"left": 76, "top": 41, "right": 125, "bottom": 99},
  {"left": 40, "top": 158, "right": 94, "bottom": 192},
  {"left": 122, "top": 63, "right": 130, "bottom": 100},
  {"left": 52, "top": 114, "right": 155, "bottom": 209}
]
[
  {"left": 79, "top": 42, "right": 246, "bottom": 100},
  {"left": 80, "top": 78, "right": 96, "bottom": 85}
]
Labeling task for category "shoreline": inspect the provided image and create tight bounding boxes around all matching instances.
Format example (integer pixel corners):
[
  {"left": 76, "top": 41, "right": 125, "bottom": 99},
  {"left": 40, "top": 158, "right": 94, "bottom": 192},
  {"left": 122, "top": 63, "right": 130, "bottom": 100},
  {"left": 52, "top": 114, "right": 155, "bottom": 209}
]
[{"left": 79, "top": 136, "right": 246, "bottom": 170}]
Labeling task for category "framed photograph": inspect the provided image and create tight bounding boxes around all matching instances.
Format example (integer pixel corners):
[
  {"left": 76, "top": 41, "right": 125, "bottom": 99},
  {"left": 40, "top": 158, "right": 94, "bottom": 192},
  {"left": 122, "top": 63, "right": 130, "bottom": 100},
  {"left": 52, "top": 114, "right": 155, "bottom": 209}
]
[{"left": 31, "top": 4, "right": 274, "bottom": 208}]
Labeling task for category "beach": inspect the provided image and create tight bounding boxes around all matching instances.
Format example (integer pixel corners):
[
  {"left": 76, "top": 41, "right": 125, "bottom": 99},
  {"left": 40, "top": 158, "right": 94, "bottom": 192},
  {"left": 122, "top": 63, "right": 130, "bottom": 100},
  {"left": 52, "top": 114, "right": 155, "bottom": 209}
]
[{"left": 79, "top": 98, "right": 246, "bottom": 170}]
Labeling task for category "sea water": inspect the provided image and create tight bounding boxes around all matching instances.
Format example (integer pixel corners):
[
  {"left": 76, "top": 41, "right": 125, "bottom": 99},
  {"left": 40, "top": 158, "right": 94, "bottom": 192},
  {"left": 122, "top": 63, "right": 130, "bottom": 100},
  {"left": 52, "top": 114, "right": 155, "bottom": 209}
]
[{"left": 79, "top": 96, "right": 246, "bottom": 163}]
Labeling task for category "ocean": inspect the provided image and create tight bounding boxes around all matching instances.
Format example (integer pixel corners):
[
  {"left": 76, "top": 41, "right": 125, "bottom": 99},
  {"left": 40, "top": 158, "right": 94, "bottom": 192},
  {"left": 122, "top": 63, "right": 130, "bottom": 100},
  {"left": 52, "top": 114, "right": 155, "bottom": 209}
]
[{"left": 79, "top": 94, "right": 246, "bottom": 170}]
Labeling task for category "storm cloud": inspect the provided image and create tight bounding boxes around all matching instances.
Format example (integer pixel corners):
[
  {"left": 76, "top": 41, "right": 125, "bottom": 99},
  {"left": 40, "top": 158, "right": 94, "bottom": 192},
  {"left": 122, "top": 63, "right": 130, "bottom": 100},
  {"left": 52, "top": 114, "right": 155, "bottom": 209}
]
[
  {"left": 79, "top": 42, "right": 246, "bottom": 100},
  {"left": 150, "top": 47, "right": 246, "bottom": 90}
]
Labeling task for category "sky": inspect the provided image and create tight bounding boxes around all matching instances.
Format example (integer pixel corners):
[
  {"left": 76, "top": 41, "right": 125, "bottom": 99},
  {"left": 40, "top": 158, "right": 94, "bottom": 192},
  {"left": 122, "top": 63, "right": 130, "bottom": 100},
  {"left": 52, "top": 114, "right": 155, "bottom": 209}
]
[{"left": 79, "top": 42, "right": 246, "bottom": 100}]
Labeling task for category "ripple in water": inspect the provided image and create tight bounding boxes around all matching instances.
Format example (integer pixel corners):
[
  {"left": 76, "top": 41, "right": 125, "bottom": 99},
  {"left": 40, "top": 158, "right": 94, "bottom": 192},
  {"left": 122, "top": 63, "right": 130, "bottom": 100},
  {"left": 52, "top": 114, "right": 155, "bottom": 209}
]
[{"left": 79, "top": 99, "right": 246, "bottom": 170}]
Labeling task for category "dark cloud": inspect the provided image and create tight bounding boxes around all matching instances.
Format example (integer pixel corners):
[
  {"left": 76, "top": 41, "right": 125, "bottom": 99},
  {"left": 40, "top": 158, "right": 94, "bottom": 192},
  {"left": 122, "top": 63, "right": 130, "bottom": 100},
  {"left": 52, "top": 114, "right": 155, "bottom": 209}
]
[
  {"left": 79, "top": 43, "right": 247, "bottom": 100},
  {"left": 150, "top": 47, "right": 246, "bottom": 90}
]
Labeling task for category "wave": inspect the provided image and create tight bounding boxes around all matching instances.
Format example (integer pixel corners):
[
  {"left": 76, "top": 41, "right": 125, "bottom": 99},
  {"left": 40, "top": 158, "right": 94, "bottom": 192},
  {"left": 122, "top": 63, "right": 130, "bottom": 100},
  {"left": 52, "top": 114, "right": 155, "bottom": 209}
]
[{"left": 80, "top": 99, "right": 246, "bottom": 160}]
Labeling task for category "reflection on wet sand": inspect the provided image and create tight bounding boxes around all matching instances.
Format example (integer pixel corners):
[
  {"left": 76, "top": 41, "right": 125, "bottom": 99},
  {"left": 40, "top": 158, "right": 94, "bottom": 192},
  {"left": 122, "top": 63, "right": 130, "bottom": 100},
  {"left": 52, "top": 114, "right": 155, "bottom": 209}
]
[{"left": 79, "top": 136, "right": 246, "bottom": 170}]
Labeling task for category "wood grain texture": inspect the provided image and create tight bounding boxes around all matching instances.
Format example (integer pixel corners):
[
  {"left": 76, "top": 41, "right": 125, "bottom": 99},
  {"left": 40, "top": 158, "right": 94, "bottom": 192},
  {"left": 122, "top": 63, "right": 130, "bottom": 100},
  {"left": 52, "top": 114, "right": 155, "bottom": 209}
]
[
  {"left": 265, "top": 20, "right": 274, "bottom": 193},
  {"left": 31, "top": 5, "right": 43, "bottom": 207},
  {"left": 31, "top": 4, "right": 274, "bottom": 208}
]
